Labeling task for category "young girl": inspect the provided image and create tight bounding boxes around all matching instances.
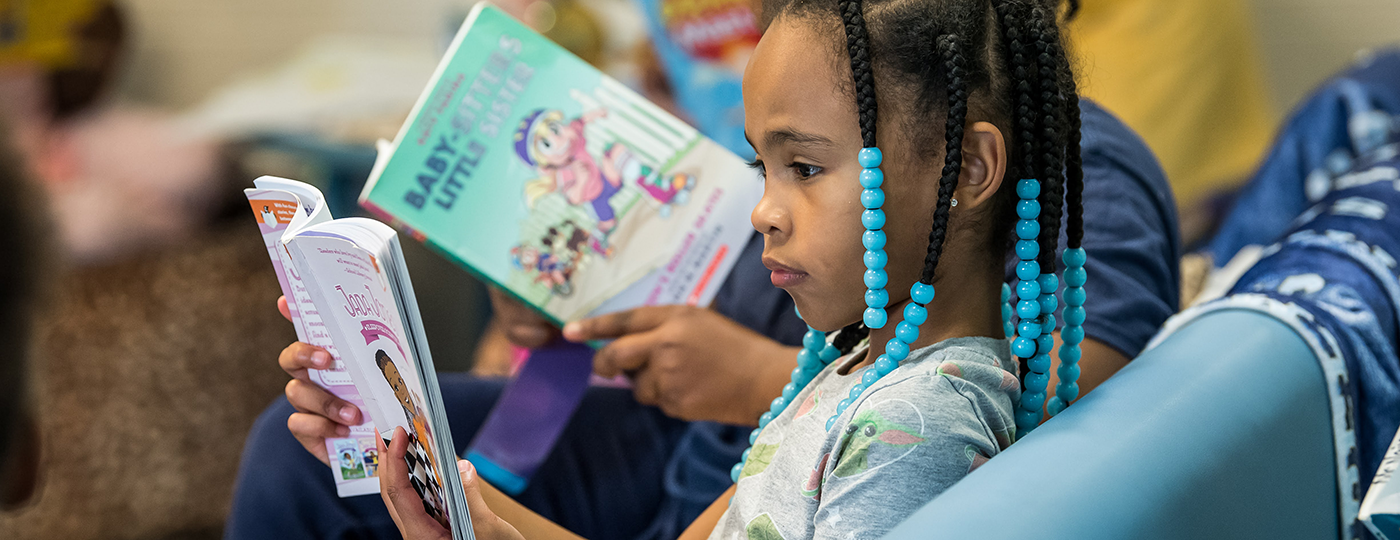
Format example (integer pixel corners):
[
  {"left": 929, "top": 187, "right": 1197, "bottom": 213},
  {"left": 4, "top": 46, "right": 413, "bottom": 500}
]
[{"left": 380, "top": 0, "right": 1087, "bottom": 538}]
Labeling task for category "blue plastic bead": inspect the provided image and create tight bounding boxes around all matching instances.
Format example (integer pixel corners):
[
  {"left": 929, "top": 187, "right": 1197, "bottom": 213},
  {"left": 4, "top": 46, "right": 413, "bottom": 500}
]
[
  {"left": 874, "top": 355, "right": 898, "bottom": 375},
  {"left": 895, "top": 321, "right": 920, "bottom": 344},
  {"left": 790, "top": 366, "right": 804, "bottom": 380},
  {"left": 862, "top": 267, "right": 884, "bottom": 289},
  {"left": 1039, "top": 293, "right": 1058, "bottom": 316},
  {"left": 1012, "top": 337, "right": 1036, "bottom": 357},
  {"left": 1016, "top": 261, "right": 1041, "bottom": 281},
  {"left": 1046, "top": 397, "right": 1067, "bottom": 416},
  {"left": 1018, "top": 319, "right": 1041, "bottom": 338},
  {"left": 903, "top": 303, "right": 928, "bottom": 325},
  {"left": 863, "top": 249, "right": 888, "bottom": 269},
  {"left": 1058, "top": 362, "right": 1081, "bottom": 382},
  {"left": 861, "top": 188, "right": 885, "bottom": 209},
  {"left": 1027, "top": 353, "right": 1051, "bottom": 374},
  {"left": 858, "top": 147, "right": 883, "bottom": 168},
  {"left": 731, "top": 463, "right": 744, "bottom": 482},
  {"left": 1015, "top": 240, "right": 1039, "bottom": 260},
  {"left": 1016, "top": 178, "right": 1040, "bottom": 199},
  {"left": 758, "top": 411, "right": 774, "bottom": 428},
  {"left": 796, "top": 349, "right": 821, "bottom": 368},
  {"left": 861, "top": 209, "right": 886, "bottom": 229},
  {"left": 885, "top": 338, "right": 910, "bottom": 361},
  {"left": 1037, "top": 273, "right": 1058, "bottom": 293},
  {"left": 1036, "top": 334, "right": 1055, "bottom": 355},
  {"left": 1017, "top": 279, "right": 1041, "bottom": 300},
  {"left": 1065, "top": 267, "right": 1087, "bottom": 287},
  {"left": 835, "top": 398, "right": 853, "bottom": 415},
  {"left": 781, "top": 382, "right": 798, "bottom": 402},
  {"left": 862, "top": 229, "right": 887, "bottom": 250},
  {"left": 1064, "top": 306, "right": 1086, "bottom": 326},
  {"left": 1059, "top": 344, "right": 1081, "bottom": 363},
  {"left": 1016, "top": 199, "right": 1041, "bottom": 219},
  {"left": 803, "top": 330, "right": 825, "bottom": 351},
  {"left": 859, "top": 168, "right": 884, "bottom": 188},
  {"left": 863, "top": 307, "right": 888, "bottom": 329},
  {"left": 1056, "top": 381, "right": 1080, "bottom": 402},
  {"left": 1016, "top": 219, "right": 1041, "bottom": 239},
  {"left": 1001, "top": 303, "right": 1014, "bottom": 324},
  {"left": 865, "top": 288, "right": 889, "bottom": 308},
  {"left": 1015, "top": 409, "right": 1041, "bottom": 431},
  {"left": 849, "top": 384, "right": 868, "bottom": 400},
  {"left": 819, "top": 344, "right": 841, "bottom": 362},
  {"left": 1063, "top": 247, "right": 1086, "bottom": 268},
  {"left": 1025, "top": 371, "right": 1049, "bottom": 392},
  {"left": 769, "top": 397, "right": 786, "bottom": 415},
  {"left": 861, "top": 368, "right": 881, "bottom": 386},
  {"left": 1062, "top": 325, "right": 1084, "bottom": 345},
  {"left": 1041, "top": 314, "right": 1056, "bottom": 332},
  {"left": 1064, "top": 287, "right": 1086, "bottom": 307},
  {"left": 1016, "top": 299, "right": 1041, "bottom": 320},
  {"left": 1021, "top": 391, "right": 1045, "bottom": 412},
  {"left": 1001, "top": 282, "right": 1011, "bottom": 302},
  {"left": 910, "top": 282, "right": 935, "bottom": 305},
  {"left": 749, "top": 428, "right": 762, "bottom": 445},
  {"left": 1004, "top": 320, "right": 1016, "bottom": 340}
]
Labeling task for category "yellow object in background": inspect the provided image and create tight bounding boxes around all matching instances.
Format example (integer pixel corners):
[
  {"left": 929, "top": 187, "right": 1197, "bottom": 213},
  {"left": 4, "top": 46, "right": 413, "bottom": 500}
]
[
  {"left": 1067, "top": 0, "right": 1279, "bottom": 214},
  {"left": 0, "top": 0, "right": 102, "bottom": 68}
]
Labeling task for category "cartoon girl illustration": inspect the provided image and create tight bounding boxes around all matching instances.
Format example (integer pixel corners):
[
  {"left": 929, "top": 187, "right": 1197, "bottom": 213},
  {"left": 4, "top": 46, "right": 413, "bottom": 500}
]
[
  {"left": 510, "top": 244, "right": 574, "bottom": 296},
  {"left": 514, "top": 107, "right": 697, "bottom": 229},
  {"left": 375, "top": 350, "right": 447, "bottom": 526}
]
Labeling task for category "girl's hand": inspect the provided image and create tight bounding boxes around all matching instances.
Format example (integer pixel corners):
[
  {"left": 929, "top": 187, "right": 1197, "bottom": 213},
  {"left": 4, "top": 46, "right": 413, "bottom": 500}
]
[
  {"left": 276, "top": 296, "right": 363, "bottom": 466},
  {"left": 379, "top": 427, "right": 527, "bottom": 540}
]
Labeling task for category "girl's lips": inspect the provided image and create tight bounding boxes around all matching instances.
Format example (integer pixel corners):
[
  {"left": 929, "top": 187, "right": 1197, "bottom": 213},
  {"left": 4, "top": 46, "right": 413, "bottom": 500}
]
[
  {"left": 770, "top": 269, "right": 809, "bottom": 288},
  {"left": 763, "top": 257, "right": 809, "bottom": 288}
]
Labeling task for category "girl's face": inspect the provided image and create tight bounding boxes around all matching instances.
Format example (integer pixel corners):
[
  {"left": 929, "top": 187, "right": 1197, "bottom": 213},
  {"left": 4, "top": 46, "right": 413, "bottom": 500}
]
[
  {"left": 533, "top": 118, "right": 575, "bottom": 165},
  {"left": 743, "top": 16, "right": 943, "bottom": 332}
]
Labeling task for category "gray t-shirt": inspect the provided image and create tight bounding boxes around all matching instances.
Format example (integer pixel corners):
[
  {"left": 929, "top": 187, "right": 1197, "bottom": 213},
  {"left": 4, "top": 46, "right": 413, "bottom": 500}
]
[{"left": 710, "top": 336, "right": 1019, "bottom": 540}]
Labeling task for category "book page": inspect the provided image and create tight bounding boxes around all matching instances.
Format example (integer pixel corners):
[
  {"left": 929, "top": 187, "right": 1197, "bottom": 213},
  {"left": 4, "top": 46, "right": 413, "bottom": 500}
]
[
  {"left": 290, "top": 233, "right": 456, "bottom": 529},
  {"left": 245, "top": 187, "right": 381, "bottom": 497}
]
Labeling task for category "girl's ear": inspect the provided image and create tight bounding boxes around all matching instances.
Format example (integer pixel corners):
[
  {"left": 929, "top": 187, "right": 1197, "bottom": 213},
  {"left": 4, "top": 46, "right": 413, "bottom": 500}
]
[{"left": 953, "top": 121, "right": 1006, "bottom": 210}]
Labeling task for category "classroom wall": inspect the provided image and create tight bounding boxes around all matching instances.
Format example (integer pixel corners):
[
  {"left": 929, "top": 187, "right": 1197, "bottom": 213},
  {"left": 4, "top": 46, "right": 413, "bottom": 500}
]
[{"left": 1248, "top": 0, "right": 1400, "bottom": 113}]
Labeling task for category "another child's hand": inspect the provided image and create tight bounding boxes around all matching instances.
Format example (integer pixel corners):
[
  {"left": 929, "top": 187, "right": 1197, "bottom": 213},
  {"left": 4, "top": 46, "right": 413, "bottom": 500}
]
[
  {"left": 275, "top": 296, "right": 364, "bottom": 465},
  {"left": 379, "top": 427, "right": 526, "bottom": 540},
  {"left": 563, "top": 305, "right": 797, "bottom": 425},
  {"left": 488, "top": 287, "right": 560, "bottom": 349}
]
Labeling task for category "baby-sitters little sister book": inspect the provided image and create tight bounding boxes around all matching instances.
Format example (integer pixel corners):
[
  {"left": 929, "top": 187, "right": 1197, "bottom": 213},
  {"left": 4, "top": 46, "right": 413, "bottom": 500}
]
[{"left": 360, "top": 1, "right": 763, "bottom": 324}]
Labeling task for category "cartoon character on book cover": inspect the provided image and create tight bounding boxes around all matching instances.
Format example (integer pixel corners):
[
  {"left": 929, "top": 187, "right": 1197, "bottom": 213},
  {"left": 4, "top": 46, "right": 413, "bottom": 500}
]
[
  {"left": 510, "top": 219, "right": 610, "bottom": 296},
  {"left": 375, "top": 349, "right": 448, "bottom": 527}
]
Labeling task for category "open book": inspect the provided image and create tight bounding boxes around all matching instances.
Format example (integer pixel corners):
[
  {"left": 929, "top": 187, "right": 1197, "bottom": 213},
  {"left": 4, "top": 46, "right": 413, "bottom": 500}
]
[
  {"left": 359, "top": 2, "right": 764, "bottom": 325},
  {"left": 245, "top": 177, "right": 473, "bottom": 537}
]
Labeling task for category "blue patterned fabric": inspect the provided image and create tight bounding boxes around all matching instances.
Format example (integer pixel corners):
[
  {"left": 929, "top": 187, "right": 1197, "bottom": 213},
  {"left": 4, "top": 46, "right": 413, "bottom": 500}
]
[{"left": 1208, "top": 48, "right": 1400, "bottom": 265}]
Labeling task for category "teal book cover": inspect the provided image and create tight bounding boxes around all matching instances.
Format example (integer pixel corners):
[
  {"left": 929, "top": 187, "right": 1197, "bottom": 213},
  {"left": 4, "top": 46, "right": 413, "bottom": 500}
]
[{"left": 360, "top": 2, "right": 762, "bottom": 324}]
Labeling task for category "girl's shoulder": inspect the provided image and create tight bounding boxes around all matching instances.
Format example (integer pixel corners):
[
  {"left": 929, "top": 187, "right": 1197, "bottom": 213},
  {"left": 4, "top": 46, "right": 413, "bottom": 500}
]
[{"left": 853, "top": 337, "right": 1020, "bottom": 443}]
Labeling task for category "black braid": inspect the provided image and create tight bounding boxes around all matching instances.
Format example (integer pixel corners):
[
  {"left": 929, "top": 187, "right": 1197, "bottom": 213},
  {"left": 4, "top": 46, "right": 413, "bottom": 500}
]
[
  {"left": 1040, "top": 7, "right": 1085, "bottom": 249},
  {"left": 918, "top": 35, "right": 968, "bottom": 285},
  {"left": 839, "top": 0, "right": 879, "bottom": 148},
  {"left": 832, "top": 322, "right": 869, "bottom": 354},
  {"left": 996, "top": 2, "right": 1039, "bottom": 195},
  {"left": 1031, "top": 8, "right": 1064, "bottom": 271}
]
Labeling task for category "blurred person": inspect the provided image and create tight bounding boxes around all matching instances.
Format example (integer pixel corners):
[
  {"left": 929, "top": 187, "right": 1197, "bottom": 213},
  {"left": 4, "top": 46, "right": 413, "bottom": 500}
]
[
  {"left": 0, "top": 123, "right": 56, "bottom": 510},
  {"left": 1065, "top": 0, "right": 1280, "bottom": 243},
  {"left": 0, "top": 0, "right": 222, "bottom": 263}
]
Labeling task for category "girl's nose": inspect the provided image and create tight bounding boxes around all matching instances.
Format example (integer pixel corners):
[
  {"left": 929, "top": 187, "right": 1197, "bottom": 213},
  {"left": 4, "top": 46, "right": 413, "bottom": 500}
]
[{"left": 751, "top": 185, "right": 789, "bottom": 238}]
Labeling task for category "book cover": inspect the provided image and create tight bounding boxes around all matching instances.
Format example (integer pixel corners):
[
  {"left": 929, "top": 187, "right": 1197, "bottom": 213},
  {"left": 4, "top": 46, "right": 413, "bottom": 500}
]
[
  {"left": 244, "top": 179, "right": 381, "bottom": 497},
  {"left": 359, "top": 2, "right": 762, "bottom": 324},
  {"left": 1363, "top": 427, "right": 1400, "bottom": 540}
]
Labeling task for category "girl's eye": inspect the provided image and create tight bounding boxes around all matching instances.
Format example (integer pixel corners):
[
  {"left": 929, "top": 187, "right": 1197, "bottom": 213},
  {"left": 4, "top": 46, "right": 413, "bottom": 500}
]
[
  {"left": 746, "top": 158, "right": 767, "bottom": 178},
  {"left": 791, "top": 162, "right": 822, "bottom": 179}
]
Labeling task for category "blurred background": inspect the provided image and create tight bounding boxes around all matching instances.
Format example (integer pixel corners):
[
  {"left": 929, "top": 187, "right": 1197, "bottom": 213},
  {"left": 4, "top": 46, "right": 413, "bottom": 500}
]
[{"left": 0, "top": 0, "right": 1395, "bottom": 538}]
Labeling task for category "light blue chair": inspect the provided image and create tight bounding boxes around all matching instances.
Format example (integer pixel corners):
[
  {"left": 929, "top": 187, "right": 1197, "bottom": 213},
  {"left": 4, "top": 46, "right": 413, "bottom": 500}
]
[{"left": 885, "top": 310, "right": 1339, "bottom": 539}]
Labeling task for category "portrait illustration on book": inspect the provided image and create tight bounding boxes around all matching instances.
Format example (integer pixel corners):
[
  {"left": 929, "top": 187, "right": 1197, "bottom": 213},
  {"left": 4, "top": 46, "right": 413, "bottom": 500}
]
[{"left": 375, "top": 349, "right": 448, "bottom": 526}]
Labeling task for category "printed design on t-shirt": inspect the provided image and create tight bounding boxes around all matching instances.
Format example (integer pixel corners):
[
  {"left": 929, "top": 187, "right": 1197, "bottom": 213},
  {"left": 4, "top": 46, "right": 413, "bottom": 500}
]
[
  {"left": 745, "top": 513, "right": 788, "bottom": 540},
  {"left": 831, "top": 400, "right": 927, "bottom": 478},
  {"left": 998, "top": 371, "right": 1019, "bottom": 392},
  {"left": 800, "top": 452, "right": 830, "bottom": 500},
  {"left": 794, "top": 388, "right": 823, "bottom": 419},
  {"left": 935, "top": 361, "right": 963, "bottom": 378},
  {"left": 964, "top": 445, "right": 990, "bottom": 473},
  {"left": 739, "top": 442, "right": 781, "bottom": 480}
]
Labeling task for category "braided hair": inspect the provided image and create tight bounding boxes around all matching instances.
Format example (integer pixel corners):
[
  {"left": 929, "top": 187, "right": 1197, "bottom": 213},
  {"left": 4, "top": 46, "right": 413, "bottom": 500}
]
[{"left": 761, "top": 0, "right": 1085, "bottom": 351}]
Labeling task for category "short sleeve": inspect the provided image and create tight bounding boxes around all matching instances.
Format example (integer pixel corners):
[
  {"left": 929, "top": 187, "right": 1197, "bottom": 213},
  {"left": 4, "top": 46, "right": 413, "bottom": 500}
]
[{"left": 810, "top": 376, "right": 1001, "bottom": 540}]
